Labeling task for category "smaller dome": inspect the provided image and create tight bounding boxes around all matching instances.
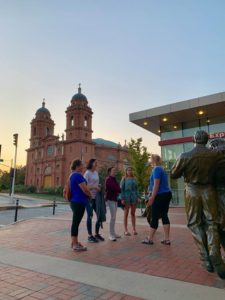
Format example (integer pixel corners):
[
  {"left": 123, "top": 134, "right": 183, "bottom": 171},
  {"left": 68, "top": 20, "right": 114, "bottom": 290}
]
[
  {"left": 71, "top": 84, "right": 87, "bottom": 102},
  {"left": 93, "top": 138, "right": 118, "bottom": 148},
  {"left": 36, "top": 99, "right": 50, "bottom": 114}
]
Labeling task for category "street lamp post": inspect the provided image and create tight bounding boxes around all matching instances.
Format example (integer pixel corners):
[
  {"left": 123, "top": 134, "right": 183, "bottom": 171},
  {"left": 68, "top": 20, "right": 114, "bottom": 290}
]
[{"left": 11, "top": 134, "right": 18, "bottom": 203}]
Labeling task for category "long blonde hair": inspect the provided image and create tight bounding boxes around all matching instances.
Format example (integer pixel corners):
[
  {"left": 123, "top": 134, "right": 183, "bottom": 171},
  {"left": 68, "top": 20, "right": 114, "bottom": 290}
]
[
  {"left": 151, "top": 154, "right": 162, "bottom": 166},
  {"left": 124, "top": 166, "right": 134, "bottom": 178}
]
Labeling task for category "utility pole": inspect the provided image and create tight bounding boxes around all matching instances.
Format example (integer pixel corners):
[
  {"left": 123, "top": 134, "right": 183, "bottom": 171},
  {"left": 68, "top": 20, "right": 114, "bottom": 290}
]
[{"left": 11, "top": 134, "right": 18, "bottom": 203}]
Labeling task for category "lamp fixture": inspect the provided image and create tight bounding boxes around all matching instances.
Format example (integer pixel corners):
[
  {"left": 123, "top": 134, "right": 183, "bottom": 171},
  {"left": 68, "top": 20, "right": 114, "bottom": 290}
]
[
  {"left": 162, "top": 117, "right": 168, "bottom": 122},
  {"left": 158, "top": 129, "right": 161, "bottom": 133},
  {"left": 143, "top": 121, "right": 148, "bottom": 126},
  {"left": 173, "top": 125, "right": 177, "bottom": 129},
  {"left": 198, "top": 110, "right": 204, "bottom": 115}
]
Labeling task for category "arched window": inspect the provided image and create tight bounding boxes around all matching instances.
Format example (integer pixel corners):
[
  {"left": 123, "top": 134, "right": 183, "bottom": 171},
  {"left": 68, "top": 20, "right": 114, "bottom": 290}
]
[
  {"left": 33, "top": 127, "right": 36, "bottom": 136},
  {"left": 46, "top": 127, "right": 50, "bottom": 136},
  {"left": 44, "top": 166, "right": 52, "bottom": 175},
  {"left": 70, "top": 116, "right": 74, "bottom": 127},
  {"left": 84, "top": 116, "right": 88, "bottom": 127}
]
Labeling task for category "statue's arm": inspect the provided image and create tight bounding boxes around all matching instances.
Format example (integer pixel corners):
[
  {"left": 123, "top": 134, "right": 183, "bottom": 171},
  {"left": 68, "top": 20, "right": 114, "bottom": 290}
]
[{"left": 170, "top": 155, "right": 184, "bottom": 179}]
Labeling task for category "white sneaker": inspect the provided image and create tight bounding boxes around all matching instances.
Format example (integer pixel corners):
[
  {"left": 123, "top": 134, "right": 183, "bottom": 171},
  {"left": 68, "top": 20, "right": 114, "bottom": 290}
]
[
  {"left": 114, "top": 234, "right": 121, "bottom": 239},
  {"left": 109, "top": 236, "right": 117, "bottom": 241}
]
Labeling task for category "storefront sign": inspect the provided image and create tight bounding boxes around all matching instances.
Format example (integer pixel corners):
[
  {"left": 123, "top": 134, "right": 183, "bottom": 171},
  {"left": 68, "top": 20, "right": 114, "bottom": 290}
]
[
  {"left": 209, "top": 132, "right": 225, "bottom": 139},
  {"left": 159, "top": 131, "right": 225, "bottom": 146}
]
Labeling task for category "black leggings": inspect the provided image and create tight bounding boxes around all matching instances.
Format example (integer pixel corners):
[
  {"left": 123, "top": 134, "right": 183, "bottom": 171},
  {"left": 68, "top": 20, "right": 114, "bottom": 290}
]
[
  {"left": 70, "top": 202, "right": 85, "bottom": 237},
  {"left": 150, "top": 192, "right": 172, "bottom": 229}
]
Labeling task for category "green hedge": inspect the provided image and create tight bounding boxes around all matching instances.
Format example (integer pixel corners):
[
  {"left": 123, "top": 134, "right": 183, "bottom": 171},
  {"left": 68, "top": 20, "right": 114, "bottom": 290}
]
[
  {"left": 14, "top": 185, "right": 37, "bottom": 194},
  {"left": 41, "top": 186, "right": 63, "bottom": 196}
]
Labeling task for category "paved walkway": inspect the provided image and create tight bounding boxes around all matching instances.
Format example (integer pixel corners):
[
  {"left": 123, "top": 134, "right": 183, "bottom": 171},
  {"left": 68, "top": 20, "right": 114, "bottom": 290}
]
[{"left": 0, "top": 207, "right": 224, "bottom": 299}]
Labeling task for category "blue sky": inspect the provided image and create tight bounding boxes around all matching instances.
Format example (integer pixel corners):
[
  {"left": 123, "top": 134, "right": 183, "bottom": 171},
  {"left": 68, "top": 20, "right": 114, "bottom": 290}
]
[{"left": 1, "top": 0, "right": 225, "bottom": 165}]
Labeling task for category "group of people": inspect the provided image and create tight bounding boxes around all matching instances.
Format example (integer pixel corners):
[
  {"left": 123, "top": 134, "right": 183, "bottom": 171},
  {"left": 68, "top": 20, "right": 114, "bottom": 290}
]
[
  {"left": 69, "top": 155, "right": 172, "bottom": 252},
  {"left": 68, "top": 130, "right": 225, "bottom": 280}
]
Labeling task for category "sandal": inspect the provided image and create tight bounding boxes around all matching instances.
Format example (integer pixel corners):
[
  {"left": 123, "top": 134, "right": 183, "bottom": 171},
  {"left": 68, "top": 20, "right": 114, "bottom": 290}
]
[
  {"left": 161, "top": 240, "right": 171, "bottom": 245},
  {"left": 73, "top": 243, "right": 87, "bottom": 251},
  {"left": 133, "top": 231, "right": 138, "bottom": 235},
  {"left": 141, "top": 238, "right": 154, "bottom": 245},
  {"left": 124, "top": 232, "right": 131, "bottom": 236}
]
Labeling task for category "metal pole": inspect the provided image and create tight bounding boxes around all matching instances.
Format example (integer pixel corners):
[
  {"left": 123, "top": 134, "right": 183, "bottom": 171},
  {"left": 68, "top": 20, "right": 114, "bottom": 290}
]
[
  {"left": 53, "top": 199, "right": 56, "bottom": 215},
  {"left": 14, "top": 199, "right": 19, "bottom": 222},
  {"left": 9, "top": 159, "right": 13, "bottom": 196},
  {"left": 11, "top": 136, "right": 18, "bottom": 203}
]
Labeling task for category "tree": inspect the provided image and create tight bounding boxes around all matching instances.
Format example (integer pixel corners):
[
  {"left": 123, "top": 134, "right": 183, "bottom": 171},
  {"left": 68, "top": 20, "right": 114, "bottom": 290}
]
[
  {"left": 0, "top": 166, "right": 26, "bottom": 190},
  {"left": 128, "top": 138, "right": 151, "bottom": 196},
  {"left": 0, "top": 170, "right": 11, "bottom": 190},
  {"left": 15, "top": 166, "right": 26, "bottom": 185}
]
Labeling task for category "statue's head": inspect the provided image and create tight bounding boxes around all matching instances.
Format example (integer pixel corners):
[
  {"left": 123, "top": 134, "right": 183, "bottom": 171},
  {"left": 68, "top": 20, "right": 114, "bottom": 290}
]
[
  {"left": 193, "top": 130, "right": 209, "bottom": 145},
  {"left": 208, "top": 138, "right": 225, "bottom": 150}
]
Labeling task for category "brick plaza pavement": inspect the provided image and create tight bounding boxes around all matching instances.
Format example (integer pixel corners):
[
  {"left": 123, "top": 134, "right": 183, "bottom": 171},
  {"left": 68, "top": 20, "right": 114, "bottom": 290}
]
[
  {"left": 0, "top": 207, "right": 224, "bottom": 299},
  {"left": 0, "top": 263, "right": 139, "bottom": 300}
]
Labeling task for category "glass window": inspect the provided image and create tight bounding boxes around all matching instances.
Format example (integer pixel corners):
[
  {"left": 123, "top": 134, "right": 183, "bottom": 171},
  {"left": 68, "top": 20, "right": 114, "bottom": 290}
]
[
  {"left": 209, "top": 116, "right": 225, "bottom": 134},
  {"left": 183, "top": 142, "right": 194, "bottom": 152},
  {"left": 46, "top": 127, "right": 50, "bottom": 136},
  {"left": 200, "top": 118, "right": 210, "bottom": 133},
  {"left": 47, "top": 145, "right": 53, "bottom": 156},
  {"left": 161, "top": 144, "right": 184, "bottom": 170},
  {"left": 70, "top": 116, "right": 74, "bottom": 127},
  {"left": 84, "top": 116, "right": 88, "bottom": 127},
  {"left": 182, "top": 120, "right": 199, "bottom": 137},
  {"left": 169, "top": 177, "right": 185, "bottom": 206},
  {"left": 161, "top": 123, "right": 182, "bottom": 140},
  {"left": 162, "top": 144, "right": 186, "bottom": 207}
]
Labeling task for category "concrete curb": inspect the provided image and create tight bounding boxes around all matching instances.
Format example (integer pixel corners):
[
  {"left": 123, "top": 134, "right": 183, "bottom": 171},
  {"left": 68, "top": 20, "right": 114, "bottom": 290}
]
[
  {"left": 0, "top": 248, "right": 224, "bottom": 300},
  {"left": 0, "top": 204, "right": 54, "bottom": 211}
]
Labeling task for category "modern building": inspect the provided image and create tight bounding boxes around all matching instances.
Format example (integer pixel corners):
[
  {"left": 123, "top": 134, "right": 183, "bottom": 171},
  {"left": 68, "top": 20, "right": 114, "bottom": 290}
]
[
  {"left": 25, "top": 85, "right": 128, "bottom": 189},
  {"left": 130, "top": 92, "right": 225, "bottom": 206}
]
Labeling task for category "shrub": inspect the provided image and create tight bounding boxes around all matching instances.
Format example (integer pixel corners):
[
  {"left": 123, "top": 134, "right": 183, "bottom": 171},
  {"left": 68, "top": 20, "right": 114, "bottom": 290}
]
[
  {"left": 11, "top": 185, "right": 37, "bottom": 194},
  {"left": 42, "top": 187, "right": 56, "bottom": 195},
  {"left": 55, "top": 186, "right": 63, "bottom": 196},
  {"left": 14, "top": 184, "right": 28, "bottom": 193},
  {"left": 27, "top": 185, "right": 37, "bottom": 193}
]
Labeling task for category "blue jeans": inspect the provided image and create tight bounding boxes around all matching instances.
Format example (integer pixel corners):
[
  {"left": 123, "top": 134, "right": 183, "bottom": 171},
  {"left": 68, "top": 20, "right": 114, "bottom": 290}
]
[{"left": 86, "top": 199, "right": 100, "bottom": 236}]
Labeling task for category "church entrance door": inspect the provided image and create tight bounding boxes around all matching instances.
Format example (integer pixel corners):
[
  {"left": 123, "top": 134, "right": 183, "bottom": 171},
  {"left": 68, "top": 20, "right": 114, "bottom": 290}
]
[{"left": 43, "top": 175, "right": 52, "bottom": 188}]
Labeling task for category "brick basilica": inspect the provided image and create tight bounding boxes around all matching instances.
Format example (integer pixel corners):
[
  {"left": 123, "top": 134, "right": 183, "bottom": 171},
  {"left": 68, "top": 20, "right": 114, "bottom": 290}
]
[{"left": 25, "top": 85, "right": 128, "bottom": 189}]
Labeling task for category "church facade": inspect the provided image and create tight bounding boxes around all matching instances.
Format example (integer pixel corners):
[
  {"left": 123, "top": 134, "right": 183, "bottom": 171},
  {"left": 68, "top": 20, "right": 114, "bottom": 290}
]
[{"left": 25, "top": 85, "right": 128, "bottom": 189}]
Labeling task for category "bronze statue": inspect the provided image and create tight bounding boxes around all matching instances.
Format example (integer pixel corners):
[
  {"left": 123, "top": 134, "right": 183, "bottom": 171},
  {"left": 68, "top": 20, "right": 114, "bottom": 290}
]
[
  {"left": 171, "top": 130, "right": 225, "bottom": 279},
  {"left": 208, "top": 138, "right": 225, "bottom": 252}
]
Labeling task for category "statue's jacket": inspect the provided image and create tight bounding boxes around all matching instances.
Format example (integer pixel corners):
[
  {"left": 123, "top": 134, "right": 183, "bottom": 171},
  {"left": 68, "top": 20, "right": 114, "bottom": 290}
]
[{"left": 170, "top": 144, "right": 222, "bottom": 185}]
